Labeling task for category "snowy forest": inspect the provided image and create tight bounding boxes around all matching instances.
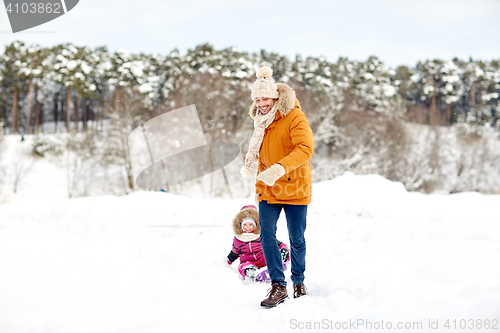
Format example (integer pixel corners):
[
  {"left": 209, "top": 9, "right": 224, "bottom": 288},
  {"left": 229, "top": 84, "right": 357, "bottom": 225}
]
[{"left": 1, "top": 41, "right": 500, "bottom": 198}]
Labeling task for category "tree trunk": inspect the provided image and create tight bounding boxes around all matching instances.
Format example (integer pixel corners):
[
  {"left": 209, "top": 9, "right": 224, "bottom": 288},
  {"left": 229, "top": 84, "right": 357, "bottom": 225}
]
[
  {"left": 471, "top": 84, "right": 476, "bottom": 108},
  {"left": 124, "top": 145, "right": 135, "bottom": 190},
  {"left": 12, "top": 87, "right": 19, "bottom": 134},
  {"left": 446, "top": 103, "right": 451, "bottom": 125},
  {"left": 127, "top": 170, "right": 134, "bottom": 190},
  {"left": 93, "top": 104, "right": 97, "bottom": 131},
  {"left": 39, "top": 101, "right": 44, "bottom": 130},
  {"left": 83, "top": 99, "right": 87, "bottom": 131},
  {"left": 75, "top": 93, "right": 80, "bottom": 132},
  {"left": 26, "top": 74, "right": 34, "bottom": 134},
  {"left": 53, "top": 97, "right": 59, "bottom": 133},
  {"left": 66, "top": 87, "right": 71, "bottom": 132},
  {"left": 430, "top": 93, "right": 437, "bottom": 125},
  {"left": 35, "top": 99, "right": 40, "bottom": 133},
  {"left": 115, "top": 87, "right": 121, "bottom": 113}
]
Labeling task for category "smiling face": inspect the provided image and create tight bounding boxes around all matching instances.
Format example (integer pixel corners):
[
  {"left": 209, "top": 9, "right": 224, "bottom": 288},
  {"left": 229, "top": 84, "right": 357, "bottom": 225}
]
[
  {"left": 241, "top": 221, "right": 255, "bottom": 233},
  {"left": 255, "top": 97, "right": 276, "bottom": 115}
]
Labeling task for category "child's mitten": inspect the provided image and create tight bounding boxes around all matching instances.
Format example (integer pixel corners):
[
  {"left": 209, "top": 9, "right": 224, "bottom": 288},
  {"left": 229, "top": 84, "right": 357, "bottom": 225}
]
[{"left": 279, "top": 243, "right": 290, "bottom": 262}]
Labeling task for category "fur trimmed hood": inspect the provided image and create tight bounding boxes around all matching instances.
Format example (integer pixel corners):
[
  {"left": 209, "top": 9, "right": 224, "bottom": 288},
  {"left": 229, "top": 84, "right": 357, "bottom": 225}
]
[
  {"left": 232, "top": 207, "right": 260, "bottom": 236},
  {"left": 249, "top": 83, "right": 297, "bottom": 119}
]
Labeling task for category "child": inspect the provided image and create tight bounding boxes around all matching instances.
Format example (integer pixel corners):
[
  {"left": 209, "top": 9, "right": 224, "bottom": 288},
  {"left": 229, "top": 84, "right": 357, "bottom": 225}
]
[{"left": 227, "top": 205, "right": 290, "bottom": 280}]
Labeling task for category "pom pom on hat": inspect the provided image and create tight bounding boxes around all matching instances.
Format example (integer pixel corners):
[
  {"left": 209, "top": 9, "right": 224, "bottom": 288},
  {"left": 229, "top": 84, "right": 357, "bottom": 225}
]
[
  {"left": 257, "top": 66, "right": 273, "bottom": 79},
  {"left": 251, "top": 66, "right": 279, "bottom": 100}
]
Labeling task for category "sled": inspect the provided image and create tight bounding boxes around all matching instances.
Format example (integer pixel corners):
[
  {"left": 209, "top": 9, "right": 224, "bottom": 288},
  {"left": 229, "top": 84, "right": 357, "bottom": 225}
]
[{"left": 253, "top": 262, "right": 288, "bottom": 282}]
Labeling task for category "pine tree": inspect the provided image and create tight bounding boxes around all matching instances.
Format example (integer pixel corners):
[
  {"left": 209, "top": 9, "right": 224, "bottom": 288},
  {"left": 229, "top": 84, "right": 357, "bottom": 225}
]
[
  {"left": 439, "top": 60, "right": 463, "bottom": 125},
  {"left": 109, "top": 49, "right": 142, "bottom": 113},
  {"left": 46, "top": 44, "right": 97, "bottom": 132},
  {"left": 20, "top": 45, "right": 46, "bottom": 134},
  {"left": 1, "top": 42, "right": 31, "bottom": 134}
]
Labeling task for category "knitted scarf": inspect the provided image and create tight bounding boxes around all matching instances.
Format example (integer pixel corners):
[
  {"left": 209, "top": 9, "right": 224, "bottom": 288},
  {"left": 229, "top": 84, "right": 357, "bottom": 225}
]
[
  {"left": 235, "top": 232, "right": 260, "bottom": 242},
  {"left": 242, "top": 102, "right": 279, "bottom": 176}
]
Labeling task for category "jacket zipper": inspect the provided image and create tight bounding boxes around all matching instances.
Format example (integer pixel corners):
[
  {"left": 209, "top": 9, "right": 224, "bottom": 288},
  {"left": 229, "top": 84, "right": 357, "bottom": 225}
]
[{"left": 249, "top": 242, "right": 257, "bottom": 260}]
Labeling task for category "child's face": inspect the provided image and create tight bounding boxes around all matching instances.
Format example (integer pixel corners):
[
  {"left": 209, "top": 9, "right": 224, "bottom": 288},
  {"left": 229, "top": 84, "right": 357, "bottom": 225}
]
[{"left": 242, "top": 222, "right": 255, "bottom": 233}]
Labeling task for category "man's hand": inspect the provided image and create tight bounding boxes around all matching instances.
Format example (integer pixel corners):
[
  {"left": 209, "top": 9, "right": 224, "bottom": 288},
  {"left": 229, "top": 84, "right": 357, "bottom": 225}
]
[
  {"left": 240, "top": 165, "right": 254, "bottom": 178},
  {"left": 257, "top": 164, "right": 285, "bottom": 186}
]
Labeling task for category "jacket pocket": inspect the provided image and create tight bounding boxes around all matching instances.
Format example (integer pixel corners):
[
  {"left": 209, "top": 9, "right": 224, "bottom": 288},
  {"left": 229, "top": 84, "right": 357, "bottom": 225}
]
[{"left": 270, "top": 164, "right": 311, "bottom": 201}]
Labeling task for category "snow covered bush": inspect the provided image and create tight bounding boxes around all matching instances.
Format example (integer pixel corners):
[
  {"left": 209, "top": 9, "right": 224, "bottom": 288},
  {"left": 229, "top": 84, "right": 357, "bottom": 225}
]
[
  {"left": 101, "top": 90, "right": 148, "bottom": 191},
  {"left": 394, "top": 125, "right": 447, "bottom": 193},
  {"left": 64, "top": 132, "right": 101, "bottom": 198},
  {"left": 32, "top": 133, "right": 65, "bottom": 156},
  {"left": 446, "top": 128, "right": 500, "bottom": 193},
  {"left": 10, "top": 145, "right": 36, "bottom": 194},
  {"left": 312, "top": 114, "right": 500, "bottom": 194},
  {"left": 32, "top": 132, "right": 103, "bottom": 198}
]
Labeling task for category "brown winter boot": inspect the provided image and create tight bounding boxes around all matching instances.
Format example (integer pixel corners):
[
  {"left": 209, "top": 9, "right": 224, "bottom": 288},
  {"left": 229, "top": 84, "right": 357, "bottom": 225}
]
[
  {"left": 260, "top": 282, "right": 288, "bottom": 308},
  {"left": 293, "top": 283, "right": 307, "bottom": 298}
]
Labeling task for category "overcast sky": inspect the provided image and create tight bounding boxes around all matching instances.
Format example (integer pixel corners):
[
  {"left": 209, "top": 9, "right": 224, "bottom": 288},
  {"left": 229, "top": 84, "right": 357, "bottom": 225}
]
[{"left": 1, "top": 0, "right": 499, "bottom": 68}]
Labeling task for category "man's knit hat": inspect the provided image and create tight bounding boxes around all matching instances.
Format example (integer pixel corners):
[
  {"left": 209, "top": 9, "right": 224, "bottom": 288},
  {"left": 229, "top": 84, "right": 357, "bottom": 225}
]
[{"left": 251, "top": 66, "right": 279, "bottom": 100}]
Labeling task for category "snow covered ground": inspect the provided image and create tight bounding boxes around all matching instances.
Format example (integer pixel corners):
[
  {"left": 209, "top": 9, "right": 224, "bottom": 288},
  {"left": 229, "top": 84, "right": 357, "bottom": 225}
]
[{"left": 1, "top": 171, "right": 499, "bottom": 333}]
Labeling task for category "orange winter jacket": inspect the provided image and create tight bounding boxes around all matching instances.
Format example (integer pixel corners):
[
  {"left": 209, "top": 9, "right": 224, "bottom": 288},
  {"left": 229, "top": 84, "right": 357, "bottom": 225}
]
[{"left": 249, "top": 83, "right": 314, "bottom": 205}]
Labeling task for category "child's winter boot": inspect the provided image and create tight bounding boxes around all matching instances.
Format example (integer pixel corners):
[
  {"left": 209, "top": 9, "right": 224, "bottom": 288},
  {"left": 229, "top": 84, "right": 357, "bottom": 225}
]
[{"left": 238, "top": 262, "right": 258, "bottom": 280}]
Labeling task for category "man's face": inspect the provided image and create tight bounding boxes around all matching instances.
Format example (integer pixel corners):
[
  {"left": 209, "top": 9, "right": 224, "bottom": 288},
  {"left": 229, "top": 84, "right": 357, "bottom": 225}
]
[{"left": 255, "top": 97, "right": 276, "bottom": 115}]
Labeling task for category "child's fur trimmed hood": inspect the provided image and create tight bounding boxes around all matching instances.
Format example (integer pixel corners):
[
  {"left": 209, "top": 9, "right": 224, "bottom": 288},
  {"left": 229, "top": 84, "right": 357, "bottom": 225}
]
[
  {"left": 232, "top": 207, "right": 260, "bottom": 236},
  {"left": 248, "top": 83, "right": 296, "bottom": 119}
]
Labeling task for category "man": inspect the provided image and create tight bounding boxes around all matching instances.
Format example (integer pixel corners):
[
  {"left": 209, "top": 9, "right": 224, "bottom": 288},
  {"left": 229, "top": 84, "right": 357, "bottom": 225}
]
[{"left": 241, "top": 66, "right": 314, "bottom": 308}]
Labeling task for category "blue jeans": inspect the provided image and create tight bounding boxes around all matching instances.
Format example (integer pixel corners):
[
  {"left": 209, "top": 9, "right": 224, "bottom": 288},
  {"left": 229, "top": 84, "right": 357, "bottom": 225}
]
[{"left": 259, "top": 200, "right": 307, "bottom": 287}]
